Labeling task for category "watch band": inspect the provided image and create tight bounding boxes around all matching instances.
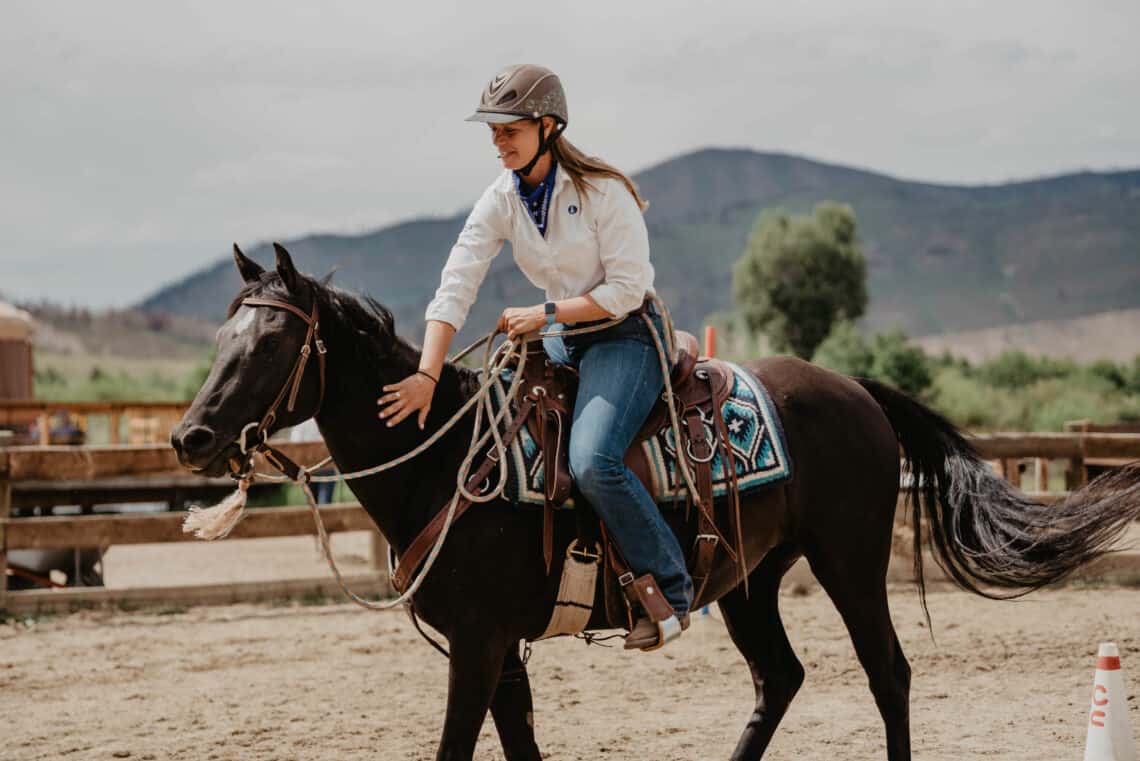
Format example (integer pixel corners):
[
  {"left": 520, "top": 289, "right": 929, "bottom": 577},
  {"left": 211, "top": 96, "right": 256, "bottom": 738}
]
[{"left": 544, "top": 301, "right": 557, "bottom": 325}]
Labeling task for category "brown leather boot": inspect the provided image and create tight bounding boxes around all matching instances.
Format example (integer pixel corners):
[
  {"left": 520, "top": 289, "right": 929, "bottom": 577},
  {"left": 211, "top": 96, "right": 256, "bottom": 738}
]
[{"left": 623, "top": 612, "right": 691, "bottom": 652}]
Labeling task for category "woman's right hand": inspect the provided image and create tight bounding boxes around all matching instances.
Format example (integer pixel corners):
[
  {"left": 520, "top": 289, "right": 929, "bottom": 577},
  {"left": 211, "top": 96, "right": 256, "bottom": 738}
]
[{"left": 377, "top": 373, "right": 437, "bottom": 430}]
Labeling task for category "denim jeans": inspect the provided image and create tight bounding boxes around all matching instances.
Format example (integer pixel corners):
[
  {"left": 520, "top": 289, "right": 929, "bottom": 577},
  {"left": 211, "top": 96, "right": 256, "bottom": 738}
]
[{"left": 543, "top": 308, "right": 694, "bottom": 616}]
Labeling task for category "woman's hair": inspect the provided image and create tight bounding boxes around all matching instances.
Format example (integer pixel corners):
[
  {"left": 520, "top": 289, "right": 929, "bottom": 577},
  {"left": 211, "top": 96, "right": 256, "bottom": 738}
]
[{"left": 550, "top": 135, "right": 649, "bottom": 213}]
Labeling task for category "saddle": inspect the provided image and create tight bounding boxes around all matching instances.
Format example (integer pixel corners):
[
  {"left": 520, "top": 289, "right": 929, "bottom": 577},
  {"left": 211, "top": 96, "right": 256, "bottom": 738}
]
[{"left": 392, "top": 329, "right": 747, "bottom": 617}]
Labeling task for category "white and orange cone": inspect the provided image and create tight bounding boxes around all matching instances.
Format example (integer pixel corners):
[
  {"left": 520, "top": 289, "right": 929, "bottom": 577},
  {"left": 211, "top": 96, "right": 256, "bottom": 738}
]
[{"left": 1085, "top": 643, "right": 1137, "bottom": 761}]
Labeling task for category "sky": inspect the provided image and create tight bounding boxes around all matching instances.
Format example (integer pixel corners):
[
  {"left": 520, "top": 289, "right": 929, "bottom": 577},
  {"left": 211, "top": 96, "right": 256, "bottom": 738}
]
[{"left": 2, "top": 1, "right": 1137, "bottom": 309}]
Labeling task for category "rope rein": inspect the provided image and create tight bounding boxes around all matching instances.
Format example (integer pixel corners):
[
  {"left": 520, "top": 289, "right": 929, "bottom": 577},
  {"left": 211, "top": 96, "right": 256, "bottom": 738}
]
[{"left": 199, "top": 295, "right": 700, "bottom": 612}]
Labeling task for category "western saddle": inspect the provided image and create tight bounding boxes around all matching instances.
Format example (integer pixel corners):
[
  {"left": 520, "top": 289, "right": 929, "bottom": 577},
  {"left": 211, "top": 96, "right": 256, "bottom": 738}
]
[{"left": 392, "top": 329, "right": 745, "bottom": 625}]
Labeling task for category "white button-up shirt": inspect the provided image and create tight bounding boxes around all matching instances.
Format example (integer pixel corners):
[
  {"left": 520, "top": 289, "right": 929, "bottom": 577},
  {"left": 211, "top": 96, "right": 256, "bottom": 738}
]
[{"left": 424, "top": 164, "right": 655, "bottom": 331}]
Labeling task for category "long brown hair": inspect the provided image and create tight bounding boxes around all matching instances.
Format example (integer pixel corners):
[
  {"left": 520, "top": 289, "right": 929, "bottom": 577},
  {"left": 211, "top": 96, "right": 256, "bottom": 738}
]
[{"left": 550, "top": 136, "right": 648, "bottom": 213}]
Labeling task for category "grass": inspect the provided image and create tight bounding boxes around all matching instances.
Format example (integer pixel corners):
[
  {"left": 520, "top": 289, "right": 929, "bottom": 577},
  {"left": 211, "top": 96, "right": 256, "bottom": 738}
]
[{"left": 33, "top": 350, "right": 205, "bottom": 402}]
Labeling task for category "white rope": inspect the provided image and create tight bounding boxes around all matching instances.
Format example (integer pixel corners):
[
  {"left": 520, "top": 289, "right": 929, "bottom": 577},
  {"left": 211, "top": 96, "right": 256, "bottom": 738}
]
[{"left": 255, "top": 299, "right": 700, "bottom": 611}]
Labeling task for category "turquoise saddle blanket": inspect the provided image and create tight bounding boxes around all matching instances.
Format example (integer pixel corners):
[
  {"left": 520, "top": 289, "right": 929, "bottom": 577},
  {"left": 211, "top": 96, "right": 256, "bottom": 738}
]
[{"left": 487, "top": 360, "right": 792, "bottom": 509}]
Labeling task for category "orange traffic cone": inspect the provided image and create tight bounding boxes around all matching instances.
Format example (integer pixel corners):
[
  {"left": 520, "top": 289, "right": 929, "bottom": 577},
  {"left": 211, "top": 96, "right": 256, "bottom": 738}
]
[{"left": 1085, "top": 643, "right": 1137, "bottom": 761}]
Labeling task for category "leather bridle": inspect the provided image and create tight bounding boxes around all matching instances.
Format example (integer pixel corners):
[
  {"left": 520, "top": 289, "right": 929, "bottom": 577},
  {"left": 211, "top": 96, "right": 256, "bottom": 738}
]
[{"left": 231, "top": 295, "right": 328, "bottom": 479}]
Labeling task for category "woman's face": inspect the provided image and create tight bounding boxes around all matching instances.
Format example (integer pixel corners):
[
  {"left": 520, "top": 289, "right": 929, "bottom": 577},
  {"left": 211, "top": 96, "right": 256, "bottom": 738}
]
[{"left": 489, "top": 117, "right": 553, "bottom": 171}]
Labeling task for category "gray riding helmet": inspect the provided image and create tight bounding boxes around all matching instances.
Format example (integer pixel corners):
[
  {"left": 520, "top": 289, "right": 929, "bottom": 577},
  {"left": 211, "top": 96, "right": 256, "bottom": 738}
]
[{"left": 465, "top": 63, "right": 569, "bottom": 126}]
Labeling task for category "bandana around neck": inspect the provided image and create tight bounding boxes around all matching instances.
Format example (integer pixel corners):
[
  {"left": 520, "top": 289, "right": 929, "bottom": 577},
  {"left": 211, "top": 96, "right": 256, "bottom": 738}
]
[{"left": 514, "top": 162, "right": 558, "bottom": 237}]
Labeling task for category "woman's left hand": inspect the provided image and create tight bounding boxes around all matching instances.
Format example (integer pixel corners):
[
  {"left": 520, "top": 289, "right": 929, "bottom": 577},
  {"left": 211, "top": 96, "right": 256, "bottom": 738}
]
[{"left": 497, "top": 304, "right": 548, "bottom": 340}]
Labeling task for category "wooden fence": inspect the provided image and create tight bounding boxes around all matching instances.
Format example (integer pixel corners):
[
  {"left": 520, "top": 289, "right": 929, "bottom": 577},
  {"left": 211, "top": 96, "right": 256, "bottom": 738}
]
[
  {"left": 2, "top": 432, "right": 1139, "bottom": 614},
  {"left": 0, "top": 440, "right": 389, "bottom": 614},
  {"left": 0, "top": 399, "right": 190, "bottom": 445}
]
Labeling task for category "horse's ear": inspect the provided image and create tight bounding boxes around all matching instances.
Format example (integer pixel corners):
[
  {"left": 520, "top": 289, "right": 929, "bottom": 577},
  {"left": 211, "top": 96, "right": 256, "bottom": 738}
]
[
  {"left": 232, "top": 243, "right": 264, "bottom": 284},
  {"left": 273, "top": 242, "right": 299, "bottom": 293}
]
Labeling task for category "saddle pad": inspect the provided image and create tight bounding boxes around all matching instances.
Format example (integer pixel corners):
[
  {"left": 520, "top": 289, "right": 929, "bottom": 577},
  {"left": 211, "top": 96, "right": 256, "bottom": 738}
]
[{"left": 486, "top": 360, "right": 792, "bottom": 509}]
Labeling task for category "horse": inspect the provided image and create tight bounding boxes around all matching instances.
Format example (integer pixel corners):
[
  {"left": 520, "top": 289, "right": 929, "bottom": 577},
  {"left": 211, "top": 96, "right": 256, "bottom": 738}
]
[{"left": 171, "top": 243, "right": 1140, "bottom": 761}]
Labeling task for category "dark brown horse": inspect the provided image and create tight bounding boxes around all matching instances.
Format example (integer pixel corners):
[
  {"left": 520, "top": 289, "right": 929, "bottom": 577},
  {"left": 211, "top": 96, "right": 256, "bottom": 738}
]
[{"left": 171, "top": 244, "right": 1140, "bottom": 761}]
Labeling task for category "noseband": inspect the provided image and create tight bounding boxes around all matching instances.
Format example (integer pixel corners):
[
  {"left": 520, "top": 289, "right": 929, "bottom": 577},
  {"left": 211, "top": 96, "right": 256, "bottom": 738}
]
[{"left": 233, "top": 296, "right": 328, "bottom": 476}]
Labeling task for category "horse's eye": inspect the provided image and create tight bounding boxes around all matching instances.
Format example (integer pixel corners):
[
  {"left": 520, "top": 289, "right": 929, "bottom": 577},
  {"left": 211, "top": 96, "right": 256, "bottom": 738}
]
[{"left": 260, "top": 336, "right": 280, "bottom": 354}]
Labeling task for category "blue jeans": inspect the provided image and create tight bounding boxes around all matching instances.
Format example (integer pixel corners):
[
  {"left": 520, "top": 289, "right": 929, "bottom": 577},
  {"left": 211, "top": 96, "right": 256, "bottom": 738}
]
[{"left": 543, "top": 309, "right": 694, "bottom": 617}]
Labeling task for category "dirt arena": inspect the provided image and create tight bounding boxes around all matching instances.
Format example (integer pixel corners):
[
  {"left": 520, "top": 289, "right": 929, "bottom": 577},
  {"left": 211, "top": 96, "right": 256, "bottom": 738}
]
[{"left": 4, "top": 538, "right": 1137, "bottom": 761}]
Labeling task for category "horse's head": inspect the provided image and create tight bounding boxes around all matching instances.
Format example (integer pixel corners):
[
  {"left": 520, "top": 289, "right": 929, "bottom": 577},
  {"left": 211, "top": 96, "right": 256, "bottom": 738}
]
[{"left": 171, "top": 242, "right": 328, "bottom": 478}]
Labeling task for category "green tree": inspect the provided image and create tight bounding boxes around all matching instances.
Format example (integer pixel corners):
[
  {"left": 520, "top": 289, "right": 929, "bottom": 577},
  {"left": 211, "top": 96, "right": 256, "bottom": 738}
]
[
  {"left": 814, "top": 323, "right": 934, "bottom": 397},
  {"left": 733, "top": 203, "right": 867, "bottom": 359},
  {"left": 870, "top": 330, "right": 933, "bottom": 397},
  {"left": 813, "top": 320, "right": 874, "bottom": 376}
]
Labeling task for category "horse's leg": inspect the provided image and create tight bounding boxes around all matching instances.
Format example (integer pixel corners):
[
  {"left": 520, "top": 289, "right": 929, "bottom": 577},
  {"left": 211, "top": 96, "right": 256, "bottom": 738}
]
[
  {"left": 808, "top": 543, "right": 911, "bottom": 760},
  {"left": 435, "top": 634, "right": 510, "bottom": 761},
  {"left": 718, "top": 543, "right": 805, "bottom": 761},
  {"left": 489, "top": 643, "right": 542, "bottom": 761}
]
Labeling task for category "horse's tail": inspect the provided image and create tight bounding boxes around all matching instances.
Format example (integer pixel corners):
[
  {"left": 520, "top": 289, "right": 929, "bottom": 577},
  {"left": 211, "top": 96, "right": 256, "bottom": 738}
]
[{"left": 857, "top": 377, "right": 1140, "bottom": 599}]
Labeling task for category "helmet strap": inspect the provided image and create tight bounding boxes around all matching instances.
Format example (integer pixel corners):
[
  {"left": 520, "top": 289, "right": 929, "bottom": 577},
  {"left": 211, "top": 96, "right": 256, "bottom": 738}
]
[{"left": 516, "top": 120, "right": 563, "bottom": 179}]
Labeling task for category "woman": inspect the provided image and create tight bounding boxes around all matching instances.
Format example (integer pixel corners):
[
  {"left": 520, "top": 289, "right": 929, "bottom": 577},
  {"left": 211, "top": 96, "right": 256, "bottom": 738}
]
[{"left": 376, "top": 64, "right": 693, "bottom": 650}]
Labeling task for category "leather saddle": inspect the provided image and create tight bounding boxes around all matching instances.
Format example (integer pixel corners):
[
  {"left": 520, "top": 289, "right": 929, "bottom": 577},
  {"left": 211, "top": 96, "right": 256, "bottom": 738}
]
[
  {"left": 514, "top": 330, "right": 741, "bottom": 602},
  {"left": 391, "top": 329, "right": 747, "bottom": 611}
]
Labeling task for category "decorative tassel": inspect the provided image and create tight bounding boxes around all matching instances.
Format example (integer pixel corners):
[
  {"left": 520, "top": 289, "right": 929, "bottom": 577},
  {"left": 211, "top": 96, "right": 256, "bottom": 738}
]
[{"left": 182, "top": 476, "right": 252, "bottom": 540}]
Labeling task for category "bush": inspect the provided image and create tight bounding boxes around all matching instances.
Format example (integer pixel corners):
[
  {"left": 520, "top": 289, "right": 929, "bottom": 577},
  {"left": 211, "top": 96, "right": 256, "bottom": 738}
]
[
  {"left": 977, "top": 350, "right": 1075, "bottom": 389},
  {"left": 813, "top": 320, "right": 873, "bottom": 376},
  {"left": 870, "top": 330, "right": 934, "bottom": 398},
  {"left": 813, "top": 323, "right": 933, "bottom": 397}
]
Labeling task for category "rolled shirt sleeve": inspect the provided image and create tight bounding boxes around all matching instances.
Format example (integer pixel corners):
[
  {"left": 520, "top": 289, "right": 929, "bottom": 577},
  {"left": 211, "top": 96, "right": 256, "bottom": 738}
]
[
  {"left": 586, "top": 179, "right": 654, "bottom": 317},
  {"left": 424, "top": 184, "right": 506, "bottom": 332}
]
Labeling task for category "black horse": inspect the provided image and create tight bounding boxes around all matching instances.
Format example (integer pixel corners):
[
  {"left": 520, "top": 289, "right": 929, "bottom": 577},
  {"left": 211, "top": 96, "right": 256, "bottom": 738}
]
[{"left": 171, "top": 244, "right": 1140, "bottom": 761}]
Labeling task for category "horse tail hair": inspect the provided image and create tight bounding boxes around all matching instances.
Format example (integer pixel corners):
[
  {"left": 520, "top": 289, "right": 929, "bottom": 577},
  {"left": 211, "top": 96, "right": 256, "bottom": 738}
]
[{"left": 857, "top": 377, "right": 1140, "bottom": 600}]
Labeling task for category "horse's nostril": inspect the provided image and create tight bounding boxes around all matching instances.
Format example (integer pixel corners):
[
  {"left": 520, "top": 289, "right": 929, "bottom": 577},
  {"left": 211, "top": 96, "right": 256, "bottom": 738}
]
[{"left": 180, "top": 426, "right": 217, "bottom": 456}]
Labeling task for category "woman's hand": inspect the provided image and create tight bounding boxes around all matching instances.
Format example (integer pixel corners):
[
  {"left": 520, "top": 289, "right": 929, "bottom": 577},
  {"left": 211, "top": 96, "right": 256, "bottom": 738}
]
[
  {"left": 377, "top": 373, "right": 437, "bottom": 430},
  {"left": 497, "top": 304, "right": 548, "bottom": 339}
]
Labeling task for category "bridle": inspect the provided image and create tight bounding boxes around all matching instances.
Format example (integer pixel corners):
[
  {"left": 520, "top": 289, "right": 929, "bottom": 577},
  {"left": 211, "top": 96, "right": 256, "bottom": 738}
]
[{"left": 231, "top": 295, "right": 328, "bottom": 479}]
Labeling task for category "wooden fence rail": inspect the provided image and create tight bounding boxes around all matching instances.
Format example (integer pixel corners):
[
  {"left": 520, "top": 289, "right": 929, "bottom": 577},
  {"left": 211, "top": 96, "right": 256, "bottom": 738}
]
[
  {"left": 0, "top": 399, "right": 190, "bottom": 445},
  {"left": 2, "top": 433, "right": 1139, "bottom": 614},
  {"left": 0, "top": 440, "right": 380, "bottom": 613}
]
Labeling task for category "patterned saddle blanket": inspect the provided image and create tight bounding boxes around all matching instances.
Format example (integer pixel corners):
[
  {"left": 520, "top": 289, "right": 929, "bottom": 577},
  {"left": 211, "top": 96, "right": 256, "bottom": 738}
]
[{"left": 487, "top": 359, "right": 792, "bottom": 509}]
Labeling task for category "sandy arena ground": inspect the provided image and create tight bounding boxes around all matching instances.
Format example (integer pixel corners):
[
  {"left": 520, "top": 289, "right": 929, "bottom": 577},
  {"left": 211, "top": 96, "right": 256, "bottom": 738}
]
[{"left": 3, "top": 566, "right": 1138, "bottom": 761}]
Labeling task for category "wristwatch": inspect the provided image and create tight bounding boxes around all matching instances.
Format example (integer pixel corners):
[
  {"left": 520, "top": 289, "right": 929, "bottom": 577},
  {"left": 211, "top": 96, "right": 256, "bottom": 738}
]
[{"left": 544, "top": 301, "right": 557, "bottom": 325}]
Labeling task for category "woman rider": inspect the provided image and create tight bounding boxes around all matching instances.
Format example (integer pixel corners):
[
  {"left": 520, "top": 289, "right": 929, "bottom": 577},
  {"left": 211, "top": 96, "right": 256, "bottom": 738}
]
[{"left": 376, "top": 64, "right": 693, "bottom": 650}]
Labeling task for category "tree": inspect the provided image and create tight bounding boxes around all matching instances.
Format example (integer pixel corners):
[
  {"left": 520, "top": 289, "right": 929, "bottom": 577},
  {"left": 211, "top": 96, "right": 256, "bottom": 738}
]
[
  {"left": 813, "top": 320, "right": 874, "bottom": 377},
  {"left": 869, "top": 330, "right": 933, "bottom": 398},
  {"left": 814, "top": 323, "right": 934, "bottom": 398},
  {"left": 733, "top": 203, "right": 867, "bottom": 359}
]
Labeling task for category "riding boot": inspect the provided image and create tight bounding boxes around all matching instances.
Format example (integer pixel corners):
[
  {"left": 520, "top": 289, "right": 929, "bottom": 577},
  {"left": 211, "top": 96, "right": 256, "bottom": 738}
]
[{"left": 624, "top": 612, "right": 690, "bottom": 651}]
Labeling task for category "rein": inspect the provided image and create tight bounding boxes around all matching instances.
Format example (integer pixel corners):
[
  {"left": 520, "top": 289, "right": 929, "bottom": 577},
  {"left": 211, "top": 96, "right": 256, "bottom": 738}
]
[{"left": 186, "top": 292, "right": 702, "bottom": 615}]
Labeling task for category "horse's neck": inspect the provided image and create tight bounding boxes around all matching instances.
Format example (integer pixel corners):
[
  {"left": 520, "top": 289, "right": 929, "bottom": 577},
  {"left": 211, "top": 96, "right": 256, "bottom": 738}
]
[{"left": 313, "top": 333, "right": 475, "bottom": 551}]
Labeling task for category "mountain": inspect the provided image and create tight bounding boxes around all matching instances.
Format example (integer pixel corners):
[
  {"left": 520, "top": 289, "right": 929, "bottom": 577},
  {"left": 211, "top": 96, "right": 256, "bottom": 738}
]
[
  {"left": 138, "top": 149, "right": 1140, "bottom": 345},
  {"left": 913, "top": 307, "right": 1140, "bottom": 364}
]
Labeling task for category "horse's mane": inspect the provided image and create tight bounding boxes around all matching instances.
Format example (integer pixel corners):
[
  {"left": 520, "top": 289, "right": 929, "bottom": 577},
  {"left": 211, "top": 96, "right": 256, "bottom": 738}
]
[{"left": 226, "top": 270, "right": 478, "bottom": 391}]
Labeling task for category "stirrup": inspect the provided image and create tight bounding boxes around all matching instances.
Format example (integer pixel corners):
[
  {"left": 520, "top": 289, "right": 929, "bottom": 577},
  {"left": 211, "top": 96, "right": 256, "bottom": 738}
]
[
  {"left": 624, "top": 612, "right": 689, "bottom": 652},
  {"left": 649, "top": 615, "right": 685, "bottom": 651}
]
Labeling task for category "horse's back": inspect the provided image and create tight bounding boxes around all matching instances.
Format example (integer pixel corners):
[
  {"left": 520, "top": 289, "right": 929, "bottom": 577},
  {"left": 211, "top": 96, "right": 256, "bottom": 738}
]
[{"left": 740, "top": 355, "right": 901, "bottom": 528}]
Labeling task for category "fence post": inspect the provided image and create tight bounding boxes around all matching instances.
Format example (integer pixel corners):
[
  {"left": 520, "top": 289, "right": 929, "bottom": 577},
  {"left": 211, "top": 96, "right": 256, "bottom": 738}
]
[
  {"left": 109, "top": 409, "right": 121, "bottom": 445},
  {"left": 1034, "top": 458, "right": 1049, "bottom": 492},
  {"left": 703, "top": 325, "right": 717, "bottom": 358},
  {"left": 0, "top": 432, "right": 11, "bottom": 613}
]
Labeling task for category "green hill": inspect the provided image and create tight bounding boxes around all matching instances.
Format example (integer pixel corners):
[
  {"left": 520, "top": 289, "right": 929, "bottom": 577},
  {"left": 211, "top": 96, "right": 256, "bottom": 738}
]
[{"left": 138, "top": 148, "right": 1140, "bottom": 344}]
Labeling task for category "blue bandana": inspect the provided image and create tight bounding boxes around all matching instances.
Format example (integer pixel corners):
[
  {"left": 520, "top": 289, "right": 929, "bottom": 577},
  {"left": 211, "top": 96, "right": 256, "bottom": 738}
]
[{"left": 514, "top": 162, "right": 558, "bottom": 237}]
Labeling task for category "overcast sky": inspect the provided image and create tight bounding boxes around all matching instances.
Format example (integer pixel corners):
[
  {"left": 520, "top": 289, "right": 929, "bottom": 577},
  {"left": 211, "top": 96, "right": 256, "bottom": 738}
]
[{"left": 2, "top": 1, "right": 1137, "bottom": 309}]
